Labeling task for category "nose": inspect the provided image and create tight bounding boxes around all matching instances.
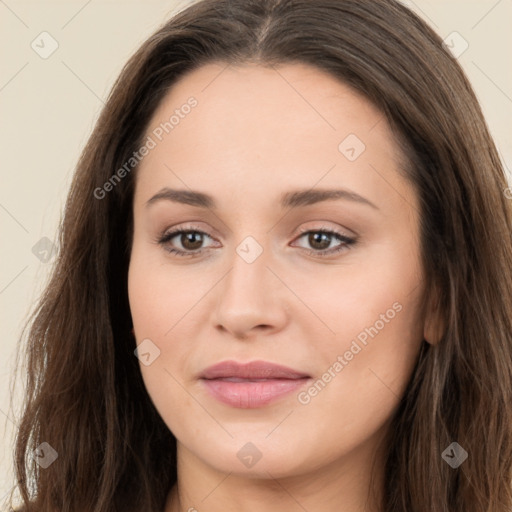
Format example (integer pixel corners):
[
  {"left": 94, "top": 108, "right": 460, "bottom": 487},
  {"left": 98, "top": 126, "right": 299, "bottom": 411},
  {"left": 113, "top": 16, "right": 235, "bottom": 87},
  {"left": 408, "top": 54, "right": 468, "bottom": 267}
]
[{"left": 212, "top": 241, "right": 288, "bottom": 340}]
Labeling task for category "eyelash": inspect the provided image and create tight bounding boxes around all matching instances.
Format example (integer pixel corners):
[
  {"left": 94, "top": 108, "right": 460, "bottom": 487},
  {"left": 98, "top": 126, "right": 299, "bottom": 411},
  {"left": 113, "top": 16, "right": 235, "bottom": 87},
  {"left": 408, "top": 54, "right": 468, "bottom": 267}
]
[{"left": 156, "top": 225, "right": 357, "bottom": 258}]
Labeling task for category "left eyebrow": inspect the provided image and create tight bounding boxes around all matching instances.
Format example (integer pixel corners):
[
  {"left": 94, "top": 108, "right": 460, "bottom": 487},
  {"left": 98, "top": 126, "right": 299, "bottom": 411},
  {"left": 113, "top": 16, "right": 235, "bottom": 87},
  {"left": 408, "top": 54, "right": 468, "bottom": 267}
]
[{"left": 144, "top": 187, "right": 379, "bottom": 211}]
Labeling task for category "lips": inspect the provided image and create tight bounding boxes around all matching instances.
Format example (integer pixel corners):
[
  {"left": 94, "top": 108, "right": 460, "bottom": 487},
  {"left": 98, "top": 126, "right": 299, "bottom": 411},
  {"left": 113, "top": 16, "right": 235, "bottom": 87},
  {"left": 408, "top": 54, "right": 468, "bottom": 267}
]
[{"left": 199, "top": 360, "right": 311, "bottom": 408}]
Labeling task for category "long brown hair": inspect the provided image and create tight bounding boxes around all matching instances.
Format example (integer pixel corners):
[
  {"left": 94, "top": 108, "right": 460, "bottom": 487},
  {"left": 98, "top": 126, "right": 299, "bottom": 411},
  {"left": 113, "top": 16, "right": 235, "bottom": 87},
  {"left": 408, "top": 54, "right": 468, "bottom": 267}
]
[{"left": 9, "top": 0, "right": 512, "bottom": 510}]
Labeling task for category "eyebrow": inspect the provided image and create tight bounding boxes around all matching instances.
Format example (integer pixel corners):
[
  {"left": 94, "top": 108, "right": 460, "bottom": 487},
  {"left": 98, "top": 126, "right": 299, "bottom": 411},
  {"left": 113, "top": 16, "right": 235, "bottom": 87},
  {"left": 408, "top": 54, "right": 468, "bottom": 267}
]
[{"left": 145, "top": 187, "right": 379, "bottom": 211}]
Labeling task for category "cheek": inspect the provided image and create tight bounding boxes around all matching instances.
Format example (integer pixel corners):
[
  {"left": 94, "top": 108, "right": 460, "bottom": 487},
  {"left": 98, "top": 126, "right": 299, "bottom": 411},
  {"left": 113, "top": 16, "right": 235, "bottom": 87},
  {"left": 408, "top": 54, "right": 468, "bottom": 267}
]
[
  {"left": 127, "top": 247, "right": 207, "bottom": 404},
  {"left": 294, "top": 298, "right": 423, "bottom": 465},
  {"left": 291, "top": 236, "right": 423, "bottom": 354},
  {"left": 128, "top": 258, "right": 193, "bottom": 429},
  {"left": 296, "top": 240, "right": 425, "bottom": 422},
  {"left": 337, "top": 300, "right": 423, "bottom": 398},
  {"left": 127, "top": 244, "right": 206, "bottom": 338}
]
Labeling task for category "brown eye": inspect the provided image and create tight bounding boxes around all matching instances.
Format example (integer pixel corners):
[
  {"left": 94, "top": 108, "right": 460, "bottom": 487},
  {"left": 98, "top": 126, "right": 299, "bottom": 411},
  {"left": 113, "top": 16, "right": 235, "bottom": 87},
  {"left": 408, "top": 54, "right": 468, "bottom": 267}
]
[
  {"left": 293, "top": 229, "right": 357, "bottom": 256},
  {"left": 177, "top": 231, "right": 204, "bottom": 251},
  {"left": 158, "top": 229, "right": 215, "bottom": 257},
  {"left": 307, "top": 232, "right": 333, "bottom": 251}
]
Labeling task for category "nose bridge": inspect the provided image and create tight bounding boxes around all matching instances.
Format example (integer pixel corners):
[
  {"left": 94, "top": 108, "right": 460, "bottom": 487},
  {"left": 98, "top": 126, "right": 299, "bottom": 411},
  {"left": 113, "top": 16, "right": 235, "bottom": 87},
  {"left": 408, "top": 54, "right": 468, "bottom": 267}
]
[
  {"left": 225, "top": 233, "right": 272, "bottom": 299},
  {"left": 212, "top": 232, "right": 287, "bottom": 335}
]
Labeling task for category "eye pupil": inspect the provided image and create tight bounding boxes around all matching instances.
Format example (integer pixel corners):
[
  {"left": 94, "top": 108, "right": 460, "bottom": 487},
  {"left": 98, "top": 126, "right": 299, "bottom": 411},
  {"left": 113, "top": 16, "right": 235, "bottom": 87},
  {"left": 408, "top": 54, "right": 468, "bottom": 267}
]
[{"left": 309, "top": 232, "right": 331, "bottom": 250}]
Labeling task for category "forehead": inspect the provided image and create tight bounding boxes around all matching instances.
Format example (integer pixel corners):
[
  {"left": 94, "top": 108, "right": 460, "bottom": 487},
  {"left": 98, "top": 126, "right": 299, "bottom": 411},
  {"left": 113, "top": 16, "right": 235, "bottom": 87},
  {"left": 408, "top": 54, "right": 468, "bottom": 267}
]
[
  {"left": 145, "top": 61, "right": 387, "bottom": 154},
  {"left": 134, "top": 61, "right": 416, "bottom": 218}
]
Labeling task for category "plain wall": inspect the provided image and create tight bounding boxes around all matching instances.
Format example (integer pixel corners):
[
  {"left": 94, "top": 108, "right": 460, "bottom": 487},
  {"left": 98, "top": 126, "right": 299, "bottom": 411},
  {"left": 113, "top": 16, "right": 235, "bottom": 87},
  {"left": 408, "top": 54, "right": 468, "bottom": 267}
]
[{"left": 1, "top": 0, "right": 511, "bottom": 505}]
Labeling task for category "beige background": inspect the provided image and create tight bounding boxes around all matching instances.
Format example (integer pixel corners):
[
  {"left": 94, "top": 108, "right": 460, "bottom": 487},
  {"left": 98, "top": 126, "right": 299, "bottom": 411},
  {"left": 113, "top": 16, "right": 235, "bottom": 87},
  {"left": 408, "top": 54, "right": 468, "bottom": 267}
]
[{"left": 1, "top": 0, "right": 511, "bottom": 505}]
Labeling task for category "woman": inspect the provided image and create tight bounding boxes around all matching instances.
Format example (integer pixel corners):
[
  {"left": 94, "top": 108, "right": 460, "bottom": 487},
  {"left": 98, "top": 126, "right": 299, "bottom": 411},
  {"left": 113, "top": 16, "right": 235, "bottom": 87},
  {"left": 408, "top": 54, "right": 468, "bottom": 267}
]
[{"left": 10, "top": 0, "right": 512, "bottom": 511}]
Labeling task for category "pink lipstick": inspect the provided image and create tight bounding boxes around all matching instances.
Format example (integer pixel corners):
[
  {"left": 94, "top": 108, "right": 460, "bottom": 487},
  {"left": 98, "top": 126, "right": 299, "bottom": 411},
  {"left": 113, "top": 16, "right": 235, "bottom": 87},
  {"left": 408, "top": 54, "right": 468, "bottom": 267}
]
[{"left": 200, "top": 360, "right": 311, "bottom": 408}]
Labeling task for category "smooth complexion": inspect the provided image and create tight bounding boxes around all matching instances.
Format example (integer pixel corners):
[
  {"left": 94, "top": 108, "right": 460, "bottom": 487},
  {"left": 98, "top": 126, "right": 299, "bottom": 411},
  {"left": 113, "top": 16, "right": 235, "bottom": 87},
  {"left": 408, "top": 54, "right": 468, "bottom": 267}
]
[{"left": 128, "top": 62, "right": 442, "bottom": 512}]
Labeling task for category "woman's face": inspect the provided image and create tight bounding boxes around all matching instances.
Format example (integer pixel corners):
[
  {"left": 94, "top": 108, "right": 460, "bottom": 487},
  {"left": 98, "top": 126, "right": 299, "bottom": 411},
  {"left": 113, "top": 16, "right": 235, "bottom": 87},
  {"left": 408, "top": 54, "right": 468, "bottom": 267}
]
[{"left": 128, "top": 62, "right": 433, "bottom": 480}]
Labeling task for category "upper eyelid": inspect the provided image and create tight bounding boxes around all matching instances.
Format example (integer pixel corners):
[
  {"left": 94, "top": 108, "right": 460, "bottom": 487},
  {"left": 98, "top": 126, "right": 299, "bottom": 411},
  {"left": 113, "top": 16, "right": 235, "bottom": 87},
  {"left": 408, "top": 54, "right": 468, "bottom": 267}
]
[
  {"left": 162, "top": 225, "right": 350, "bottom": 238},
  {"left": 162, "top": 219, "right": 354, "bottom": 237}
]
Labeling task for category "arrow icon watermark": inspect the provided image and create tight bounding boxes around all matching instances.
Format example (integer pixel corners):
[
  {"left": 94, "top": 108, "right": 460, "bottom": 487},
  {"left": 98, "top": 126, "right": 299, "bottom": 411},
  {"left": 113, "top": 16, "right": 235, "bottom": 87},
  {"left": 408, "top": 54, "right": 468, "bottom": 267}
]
[
  {"left": 338, "top": 133, "right": 366, "bottom": 162},
  {"left": 134, "top": 338, "right": 161, "bottom": 366},
  {"left": 441, "top": 441, "right": 468, "bottom": 468}
]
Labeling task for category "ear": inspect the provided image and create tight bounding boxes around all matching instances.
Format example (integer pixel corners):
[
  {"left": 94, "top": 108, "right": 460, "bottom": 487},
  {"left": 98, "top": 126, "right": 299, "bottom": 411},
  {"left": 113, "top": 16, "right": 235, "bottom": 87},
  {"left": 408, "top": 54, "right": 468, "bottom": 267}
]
[{"left": 423, "top": 282, "right": 446, "bottom": 345}]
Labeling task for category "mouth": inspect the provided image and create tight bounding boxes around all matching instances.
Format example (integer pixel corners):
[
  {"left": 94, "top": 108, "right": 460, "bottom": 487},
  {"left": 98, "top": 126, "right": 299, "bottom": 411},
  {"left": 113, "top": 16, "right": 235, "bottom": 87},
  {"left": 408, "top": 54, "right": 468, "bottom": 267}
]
[{"left": 199, "top": 360, "right": 312, "bottom": 409}]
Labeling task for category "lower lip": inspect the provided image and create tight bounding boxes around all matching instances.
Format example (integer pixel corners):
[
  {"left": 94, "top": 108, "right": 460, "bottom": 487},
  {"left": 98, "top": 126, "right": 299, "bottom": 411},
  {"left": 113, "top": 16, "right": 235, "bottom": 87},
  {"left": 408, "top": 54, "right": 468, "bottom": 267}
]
[{"left": 201, "top": 378, "right": 311, "bottom": 408}]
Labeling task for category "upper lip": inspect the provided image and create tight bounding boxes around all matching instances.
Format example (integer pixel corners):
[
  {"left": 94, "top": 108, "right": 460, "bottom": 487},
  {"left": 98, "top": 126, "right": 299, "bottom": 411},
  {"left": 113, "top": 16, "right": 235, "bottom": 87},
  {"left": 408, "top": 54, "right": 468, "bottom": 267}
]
[{"left": 200, "top": 360, "right": 310, "bottom": 380}]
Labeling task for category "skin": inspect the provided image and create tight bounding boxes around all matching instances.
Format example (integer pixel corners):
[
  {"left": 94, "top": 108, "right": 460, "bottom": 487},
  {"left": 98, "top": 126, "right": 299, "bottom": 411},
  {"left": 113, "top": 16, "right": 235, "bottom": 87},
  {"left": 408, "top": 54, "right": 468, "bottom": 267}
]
[{"left": 128, "top": 62, "right": 442, "bottom": 512}]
